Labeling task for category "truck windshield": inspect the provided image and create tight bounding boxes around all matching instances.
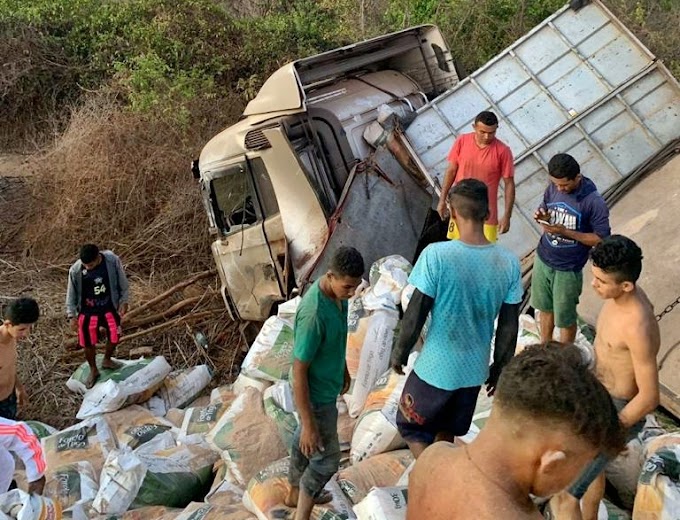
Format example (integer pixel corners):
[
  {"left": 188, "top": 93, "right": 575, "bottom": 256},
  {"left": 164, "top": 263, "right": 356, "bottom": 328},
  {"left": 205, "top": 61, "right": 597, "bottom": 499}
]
[
  {"left": 208, "top": 158, "right": 279, "bottom": 235},
  {"left": 209, "top": 163, "right": 258, "bottom": 235}
]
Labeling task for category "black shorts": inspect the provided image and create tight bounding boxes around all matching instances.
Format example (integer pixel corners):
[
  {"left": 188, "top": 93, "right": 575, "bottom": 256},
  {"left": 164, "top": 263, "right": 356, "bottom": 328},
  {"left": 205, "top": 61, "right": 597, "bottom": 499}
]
[
  {"left": 0, "top": 391, "right": 17, "bottom": 420},
  {"left": 396, "top": 371, "right": 480, "bottom": 445},
  {"left": 77, "top": 311, "right": 121, "bottom": 348}
]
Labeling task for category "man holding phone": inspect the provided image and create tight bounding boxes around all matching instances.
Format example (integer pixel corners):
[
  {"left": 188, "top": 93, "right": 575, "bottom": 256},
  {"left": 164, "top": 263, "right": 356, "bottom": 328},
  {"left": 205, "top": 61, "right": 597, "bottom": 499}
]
[{"left": 531, "top": 153, "right": 610, "bottom": 344}]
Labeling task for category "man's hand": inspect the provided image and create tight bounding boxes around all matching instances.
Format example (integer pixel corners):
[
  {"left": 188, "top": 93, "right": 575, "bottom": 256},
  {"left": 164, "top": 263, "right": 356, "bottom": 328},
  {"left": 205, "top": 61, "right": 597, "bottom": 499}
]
[
  {"left": 341, "top": 368, "right": 351, "bottom": 395},
  {"left": 541, "top": 222, "right": 567, "bottom": 237},
  {"left": 69, "top": 317, "right": 78, "bottom": 333},
  {"left": 118, "top": 303, "right": 129, "bottom": 321},
  {"left": 299, "top": 422, "right": 323, "bottom": 458},
  {"left": 28, "top": 475, "right": 45, "bottom": 495},
  {"left": 436, "top": 199, "right": 449, "bottom": 221},
  {"left": 15, "top": 383, "right": 28, "bottom": 408},
  {"left": 498, "top": 215, "right": 511, "bottom": 235}
]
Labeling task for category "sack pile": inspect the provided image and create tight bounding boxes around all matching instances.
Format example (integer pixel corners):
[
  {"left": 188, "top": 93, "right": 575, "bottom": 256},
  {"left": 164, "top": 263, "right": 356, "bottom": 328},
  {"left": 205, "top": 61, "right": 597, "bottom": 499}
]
[{"left": 4, "top": 255, "right": 678, "bottom": 520}]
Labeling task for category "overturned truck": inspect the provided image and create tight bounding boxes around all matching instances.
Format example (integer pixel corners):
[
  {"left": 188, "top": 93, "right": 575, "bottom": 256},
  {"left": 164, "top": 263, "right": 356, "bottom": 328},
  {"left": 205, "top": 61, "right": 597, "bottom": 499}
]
[{"left": 194, "top": 0, "right": 680, "bottom": 325}]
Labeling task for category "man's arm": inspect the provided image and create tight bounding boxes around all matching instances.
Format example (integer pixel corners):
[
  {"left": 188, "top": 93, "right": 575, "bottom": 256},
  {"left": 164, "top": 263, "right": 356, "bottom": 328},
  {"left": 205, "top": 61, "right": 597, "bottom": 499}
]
[
  {"left": 291, "top": 359, "right": 322, "bottom": 457},
  {"left": 14, "top": 377, "right": 28, "bottom": 408},
  {"left": 65, "top": 268, "right": 78, "bottom": 319},
  {"left": 498, "top": 177, "right": 515, "bottom": 234},
  {"left": 487, "top": 302, "right": 520, "bottom": 396},
  {"left": 115, "top": 256, "right": 130, "bottom": 315},
  {"left": 618, "top": 326, "right": 660, "bottom": 428},
  {"left": 391, "top": 289, "right": 434, "bottom": 374},
  {"left": 437, "top": 160, "right": 458, "bottom": 220},
  {"left": 0, "top": 419, "right": 46, "bottom": 489}
]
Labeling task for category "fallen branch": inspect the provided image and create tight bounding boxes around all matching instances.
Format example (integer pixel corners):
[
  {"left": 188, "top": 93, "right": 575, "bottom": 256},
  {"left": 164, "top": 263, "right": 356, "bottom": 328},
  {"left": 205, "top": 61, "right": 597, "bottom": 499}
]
[
  {"left": 124, "top": 269, "right": 216, "bottom": 320},
  {"left": 124, "top": 296, "right": 203, "bottom": 329}
]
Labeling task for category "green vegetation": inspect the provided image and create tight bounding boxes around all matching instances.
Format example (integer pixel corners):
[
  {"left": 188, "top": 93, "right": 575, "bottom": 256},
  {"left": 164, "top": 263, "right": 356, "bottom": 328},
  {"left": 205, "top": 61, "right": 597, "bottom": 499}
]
[{"left": 1, "top": 0, "right": 678, "bottom": 145}]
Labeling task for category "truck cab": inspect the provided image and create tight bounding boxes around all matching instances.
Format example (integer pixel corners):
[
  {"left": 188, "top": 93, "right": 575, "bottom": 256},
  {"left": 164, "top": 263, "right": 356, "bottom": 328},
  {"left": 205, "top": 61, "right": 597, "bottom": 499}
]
[{"left": 195, "top": 26, "right": 460, "bottom": 321}]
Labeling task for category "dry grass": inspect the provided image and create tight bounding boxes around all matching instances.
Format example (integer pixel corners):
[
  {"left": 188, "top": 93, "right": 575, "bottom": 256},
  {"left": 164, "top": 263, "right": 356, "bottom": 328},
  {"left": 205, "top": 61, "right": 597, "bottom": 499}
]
[{"left": 0, "top": 94, "right": 248, "bottom": 429}]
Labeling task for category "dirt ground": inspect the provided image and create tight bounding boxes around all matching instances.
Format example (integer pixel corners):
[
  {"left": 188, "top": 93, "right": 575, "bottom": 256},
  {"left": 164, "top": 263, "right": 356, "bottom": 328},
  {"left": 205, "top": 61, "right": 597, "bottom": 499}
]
[{"left": 0, "top": 157, "right": 245, "bottom": 428}]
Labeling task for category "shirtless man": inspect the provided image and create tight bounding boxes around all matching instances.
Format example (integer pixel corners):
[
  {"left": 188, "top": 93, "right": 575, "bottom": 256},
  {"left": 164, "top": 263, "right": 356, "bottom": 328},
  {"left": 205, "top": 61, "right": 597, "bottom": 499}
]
[
  {"left": 407, "top": 344, "right": 625, "bottom": 520},
  {"left": 551, "top": 234, "right": 660, "bottom": 520},
  {"left": 0, "top": 298, "right": 40, "bottom": 420}
]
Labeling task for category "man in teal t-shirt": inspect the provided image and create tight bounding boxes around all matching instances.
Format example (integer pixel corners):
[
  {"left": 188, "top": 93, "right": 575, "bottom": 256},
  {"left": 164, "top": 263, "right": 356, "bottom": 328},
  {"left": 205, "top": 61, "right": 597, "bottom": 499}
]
[
  {"left": 285, "top": 246, "right": 364, "bottom": 520},
  {"left": 391, "top": 179, "right": 522, "bottom": 459}
]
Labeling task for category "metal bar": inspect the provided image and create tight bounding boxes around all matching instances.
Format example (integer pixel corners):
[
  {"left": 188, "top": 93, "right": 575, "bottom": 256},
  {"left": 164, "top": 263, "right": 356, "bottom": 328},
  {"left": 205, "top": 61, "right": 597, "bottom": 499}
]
[
  {"left": 574, "top": 121, "right": 625, "bottom": 177},
  {"left": 615, "top": 92, "right": 664, "bottom": 147},
  {"left": 513, "top": 63, "right": 659, "bottom": 164},
  {"left": 547, "top": 20, "right": 615, "bottom": 91}
]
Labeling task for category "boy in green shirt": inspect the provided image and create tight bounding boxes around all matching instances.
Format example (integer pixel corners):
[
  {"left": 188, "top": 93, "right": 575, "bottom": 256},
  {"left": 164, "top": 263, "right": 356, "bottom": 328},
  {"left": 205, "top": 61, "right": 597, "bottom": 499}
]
[{"left": 285, "top": 246, "right": 364, "bottom": 520}]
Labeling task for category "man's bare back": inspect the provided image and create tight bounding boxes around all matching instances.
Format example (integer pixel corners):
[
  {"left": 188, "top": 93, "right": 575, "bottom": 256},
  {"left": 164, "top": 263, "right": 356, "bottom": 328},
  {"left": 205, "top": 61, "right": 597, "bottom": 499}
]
[
  {"left": 594, "top": 287, "right": 659, "bottom": 400},
  {"left": 0, "top": 330, "right": 17, "bottom": 401},
  {"left": 407, "top": 442, "right": 542, "bottom": 520}
]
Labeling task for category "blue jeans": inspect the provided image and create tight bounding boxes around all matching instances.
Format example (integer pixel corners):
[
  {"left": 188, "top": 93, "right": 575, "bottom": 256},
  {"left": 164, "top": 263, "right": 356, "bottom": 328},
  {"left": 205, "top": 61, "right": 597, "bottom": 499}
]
[
  {"left": 568, "top": 397, "right": 645, "bottom": 499},
  {"left": 288, "top": 402, "right": 340, "bottom": 498}
]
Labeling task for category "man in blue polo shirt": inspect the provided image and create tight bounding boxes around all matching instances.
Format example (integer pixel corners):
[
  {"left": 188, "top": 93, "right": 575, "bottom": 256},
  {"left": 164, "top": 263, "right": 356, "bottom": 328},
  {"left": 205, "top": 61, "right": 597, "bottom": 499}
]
[{"left": 391, "top": 179, "right": 522, "bottom": 458}]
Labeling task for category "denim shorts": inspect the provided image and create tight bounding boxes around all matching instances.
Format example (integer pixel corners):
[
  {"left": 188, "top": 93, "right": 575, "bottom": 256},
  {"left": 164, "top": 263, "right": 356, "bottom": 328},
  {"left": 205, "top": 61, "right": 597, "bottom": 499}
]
[{"left": 288, "top": 402, "right": 340, "bottom": 498}]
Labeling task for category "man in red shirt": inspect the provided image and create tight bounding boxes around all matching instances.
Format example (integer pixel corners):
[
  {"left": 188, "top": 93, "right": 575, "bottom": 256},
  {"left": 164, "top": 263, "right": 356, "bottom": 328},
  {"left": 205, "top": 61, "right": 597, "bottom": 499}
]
[{"left": 436, "top": 111, "right": 515, "bottom": 242}]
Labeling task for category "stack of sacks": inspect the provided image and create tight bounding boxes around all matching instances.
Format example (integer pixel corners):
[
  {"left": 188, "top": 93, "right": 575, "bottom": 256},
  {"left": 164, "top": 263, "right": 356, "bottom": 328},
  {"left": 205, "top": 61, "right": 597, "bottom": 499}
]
[
  {"left": 344, "top": 256, "right": 411, "bottom": 418},
  {"left": 240, "top": 298, "right": 299, "bottom": 383},
  {"left": 145, "top": 365, "right": 213, "bottom": 417},
  {"left": 172, "top": 501, "right": 255, "bottom": 519},
  {"left": 243, "top": 458, "right": 353, "bottom": 520},
  {"left": 93, "top": 433, "right": 218, "bottom": 515},
  {"left": 353, "top": 487, "right": 408, "bottom": 520},
  {"left": 336, "top": 450, "right": 414, "bottom": 506},
  {"left": 205, "top": 461, "right": 244, "bottom": 508},
  {"left": 350, "top": 352, "right": 418, "bottom": 463},
  {"left": 74, "top": 356, "right": 172, "bottom": 419},
  {"left": 206, "top": 387, "right": 287, "bottom": 488},
  {"left": 604, "top": 415, "right": 665, "bottom": 510},
  {"left": 103, "top": 405, "right": 175, "bottom": 450},
  {"left": 0, "top": 490, "right": 62, "bottom": 520},
  {"left": 38, "top": 417, "right": 116, "bottom": 517},
  {"left": 42, "top": 416, "right": 117, "bottom": 481},
  {"left": 633, "top": 433, "right": 680, "bottom": 518}
]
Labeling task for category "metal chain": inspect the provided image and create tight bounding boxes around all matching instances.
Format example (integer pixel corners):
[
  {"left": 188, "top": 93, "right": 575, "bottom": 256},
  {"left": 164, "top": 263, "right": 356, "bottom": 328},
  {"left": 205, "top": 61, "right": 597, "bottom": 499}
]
[{"left": 656, "top": 295, "right": 680, "bottom": 322}]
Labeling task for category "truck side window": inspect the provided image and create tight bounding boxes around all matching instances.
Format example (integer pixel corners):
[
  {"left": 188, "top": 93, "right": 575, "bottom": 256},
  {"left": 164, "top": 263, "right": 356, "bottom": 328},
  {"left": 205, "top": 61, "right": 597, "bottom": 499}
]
[
  {"left": 210, "top": 164, "right": 259, "bottom": 235},
  {"left": 248, "top": 157, "right": 279, "bottom": 217}
]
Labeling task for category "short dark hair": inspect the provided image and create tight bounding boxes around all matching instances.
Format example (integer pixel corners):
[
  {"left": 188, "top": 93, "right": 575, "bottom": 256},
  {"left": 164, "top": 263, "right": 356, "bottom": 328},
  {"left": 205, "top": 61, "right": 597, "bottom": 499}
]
[
  {"left": 475, "top": 111, "right": 498, "bottom": 127},
  {"left": 548, "top": 153, "right": 580, "bottom": 180},
  {"left": 447, "top": 178, "right": 489, "bottom": 222},
  {"left": 495, "top": 343, "right": 626, "bottom": 457},
  {"left": 591, "top": 235, "right": 643, "bottom": 284},
  {"left": 80, "top": 244, "right": 100, "bottom": 264},
  {"left": 4, "top": 297, "right": 40, "bottom": 325},
  {"left": 330, "top": 246, "right": 364, "bottom": 278}
]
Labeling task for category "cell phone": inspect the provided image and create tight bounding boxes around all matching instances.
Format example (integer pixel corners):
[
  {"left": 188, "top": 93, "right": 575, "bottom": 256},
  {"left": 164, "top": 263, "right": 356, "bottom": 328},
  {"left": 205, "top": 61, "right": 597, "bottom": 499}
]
[{"left": 536, "top": 219, "right": 551, "bottom": 226}]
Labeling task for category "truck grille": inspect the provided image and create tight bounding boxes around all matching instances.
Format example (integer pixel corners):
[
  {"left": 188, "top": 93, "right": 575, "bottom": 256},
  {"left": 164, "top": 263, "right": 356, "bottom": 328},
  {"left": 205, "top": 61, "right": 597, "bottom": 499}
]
[{"left": 244, "top": 129, "right": 271, "bottom": 150}]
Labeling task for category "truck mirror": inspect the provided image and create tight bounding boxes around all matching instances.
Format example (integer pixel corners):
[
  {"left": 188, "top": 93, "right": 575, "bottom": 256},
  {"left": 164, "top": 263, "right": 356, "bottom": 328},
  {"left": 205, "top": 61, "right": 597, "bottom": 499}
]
[{"left": 191, "top": 159, "right": 200, "bottom": 179}]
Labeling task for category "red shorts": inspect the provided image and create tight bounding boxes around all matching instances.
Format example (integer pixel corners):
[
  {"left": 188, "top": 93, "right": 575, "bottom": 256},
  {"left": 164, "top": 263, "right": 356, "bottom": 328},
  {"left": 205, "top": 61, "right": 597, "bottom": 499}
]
[{"left": 77, "top": 311, "right": 121, "bottom": 348}]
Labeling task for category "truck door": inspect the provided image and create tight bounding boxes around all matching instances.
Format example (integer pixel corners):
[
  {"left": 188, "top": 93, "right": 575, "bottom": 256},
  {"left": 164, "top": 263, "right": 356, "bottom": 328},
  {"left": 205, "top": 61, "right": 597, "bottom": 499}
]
[{"left": 208, "top": 157, "right": 286, "bottom": 321}]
